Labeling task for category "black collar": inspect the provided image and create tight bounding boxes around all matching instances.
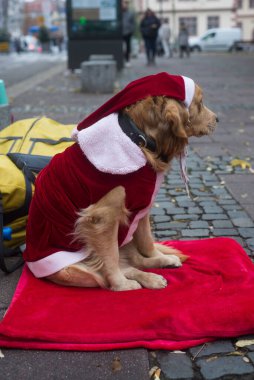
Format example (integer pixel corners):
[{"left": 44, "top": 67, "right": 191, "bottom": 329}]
[{"left": 118, "top": 112, "right": 157, "bottom": 153}]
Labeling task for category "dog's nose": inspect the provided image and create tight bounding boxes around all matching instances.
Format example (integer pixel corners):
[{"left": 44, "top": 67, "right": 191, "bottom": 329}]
[{"left": 216, "top": 116, "right": 219, "bottom": 123}]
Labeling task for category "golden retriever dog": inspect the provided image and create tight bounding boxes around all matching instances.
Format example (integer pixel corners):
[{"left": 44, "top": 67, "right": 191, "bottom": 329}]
[{"left": 25, "top": 73, "right": 217, "bottom": 291}]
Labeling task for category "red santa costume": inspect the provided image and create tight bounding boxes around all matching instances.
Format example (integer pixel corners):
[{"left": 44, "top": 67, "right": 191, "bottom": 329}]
[{"left": 24, "top": 72, "right": 195, "bottom": 278}]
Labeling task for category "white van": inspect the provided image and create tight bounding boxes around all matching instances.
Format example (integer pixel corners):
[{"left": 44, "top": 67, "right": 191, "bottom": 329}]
[{"left": 189, "top": 28, "right": 242, "bottom": 52}]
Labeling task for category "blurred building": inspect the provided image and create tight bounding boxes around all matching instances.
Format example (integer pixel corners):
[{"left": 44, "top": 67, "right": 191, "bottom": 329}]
[
  {"left": 0, "top": 0, "right": 24, "bottom": 36},
  {"left": 133, "top": 0, "right": 254, "bottom": 41},
  {"left": 0, "top": 0, "right": 66, "bottom": 38},
  {"left": 234, "top": 0, "right": 254, "bottom": 39},
  {"left": 23, "top": 0, "right": 66, "bottom": 37}
]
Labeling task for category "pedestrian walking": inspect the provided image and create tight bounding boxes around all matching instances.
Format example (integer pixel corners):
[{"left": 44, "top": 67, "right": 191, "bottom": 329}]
[
  {"left": 122, "top": 0, "right": 136, "bottom": 68},
  {"left": 158, "top": 19, "right": 171, "bottom": 58},
  {"left": 14, "top": 36, "right": 22, "bottom": 54},
  {"left": 178, "top": 22, "right": 190, "bottom": 58},
  {"left": 140, "top": 8, "right": 161, "bottom": 66}
]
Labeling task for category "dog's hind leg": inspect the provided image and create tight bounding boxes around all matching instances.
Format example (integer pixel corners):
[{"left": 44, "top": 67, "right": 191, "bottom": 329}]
[{"left": 46, "top": 262, "right": 104, "bottom": 288}]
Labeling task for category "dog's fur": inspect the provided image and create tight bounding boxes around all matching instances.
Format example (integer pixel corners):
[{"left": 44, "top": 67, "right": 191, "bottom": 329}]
[{"left": 46, "top": 84, "right": 217, "bottom": 291}]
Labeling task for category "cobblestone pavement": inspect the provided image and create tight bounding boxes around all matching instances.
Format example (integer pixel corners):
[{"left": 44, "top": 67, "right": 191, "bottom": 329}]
[{"left": 1, "top": 52, "right": 254, "bottom": 379}]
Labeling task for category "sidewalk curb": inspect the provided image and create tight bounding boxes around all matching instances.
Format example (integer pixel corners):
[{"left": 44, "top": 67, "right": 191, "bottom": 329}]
[{"left": 8, "top": 62, "right": 66, "bottom": 99}]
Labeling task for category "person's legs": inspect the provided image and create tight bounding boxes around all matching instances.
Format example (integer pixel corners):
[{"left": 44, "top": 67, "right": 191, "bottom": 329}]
[
  {"left": 144, "top": 38, "right": 151, "bottom": 64},
  {"left": 161, "top": 38, "right": 169, "bottom": 58},
  {"left": 150, "top": 37, "right": 157, "bottom": 64},
  {"left": 186, "top": 45, "right": 190, "bottom": 57},
  {"left": 179, "top": 45, "right": 183, "bottom": 58},
  {"left": 124, "top": 33, "right": 132, "bottom": 63}
]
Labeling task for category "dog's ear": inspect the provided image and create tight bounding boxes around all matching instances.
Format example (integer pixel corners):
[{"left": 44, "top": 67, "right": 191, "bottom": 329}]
[{"left": 164, "top": 102, "right": 188, "bottom": 139}]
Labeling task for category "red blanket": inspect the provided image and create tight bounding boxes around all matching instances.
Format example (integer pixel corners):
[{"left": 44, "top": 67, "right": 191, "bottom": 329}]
[{"left": 1, "top": 238, "right": 254, "bottom": 351}]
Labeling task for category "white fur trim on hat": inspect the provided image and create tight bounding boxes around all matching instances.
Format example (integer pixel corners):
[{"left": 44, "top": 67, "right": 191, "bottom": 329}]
[
  {"left": 182, "top": 76, "right": 195, "bottom": 108},
  {"left": 74, "top": 113, "right": 147, "bottom": 175}
]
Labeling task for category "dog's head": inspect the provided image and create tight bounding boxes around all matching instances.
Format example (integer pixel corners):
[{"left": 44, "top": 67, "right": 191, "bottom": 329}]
[{"left": 123, "top": 83, "right": 217, "bottom": 171}]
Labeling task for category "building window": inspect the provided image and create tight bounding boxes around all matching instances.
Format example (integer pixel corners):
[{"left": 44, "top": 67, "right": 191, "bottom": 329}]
[
  {"left": 249, "top": 0, "right": 254, "bottom": 8},
  {"left": 237, "top": 0, "right": 243, "bottom": 8},
  {"left": 207, "top": 16, "right": 220, "bottom": 29},
  {"left": 179, "top": 17, "right": 197, "bottom": 36}
]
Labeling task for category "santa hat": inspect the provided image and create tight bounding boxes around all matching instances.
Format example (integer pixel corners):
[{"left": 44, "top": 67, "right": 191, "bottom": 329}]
[{"left": 77, "top": 72, "right": 195, "bottom": 131}]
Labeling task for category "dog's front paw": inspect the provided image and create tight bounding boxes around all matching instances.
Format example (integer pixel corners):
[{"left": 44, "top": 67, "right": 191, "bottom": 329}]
[
  {"left": 111, "top": 279, "right": 142, "bottom": 291},
  {"left": 138, "top": 273, "right": 167, "bottom": 289}
]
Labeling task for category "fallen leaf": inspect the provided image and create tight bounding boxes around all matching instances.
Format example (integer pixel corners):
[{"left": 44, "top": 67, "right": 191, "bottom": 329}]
[
  {"left": 206, "top": 356, "right": 218, "bottom": 362},
  {"left": 236, "top": 339, "right": 254, "bottom": 348},
  {"left": 0, "top": 350, "right": 4, "bottom": 358},
  {"left": 241, "top": 193, "right": 248, "bottom": 199},
  {"left": 243, "top": 357, "right": 250, "bottom": 363},
  {"left": 230, "top": 159, "right": 252, "bottom": 170},
  {"left": 153, "top": 368, "right": 161, "bottom": 380},
  {"left": 226, "top": 351, "right": 244, "bottom": 356},
  {"left": 149, "top": 366, "right": 161, "bottom": 380},
  {"left": 111, "top": 357, "right": 122, "bottom": 372}
]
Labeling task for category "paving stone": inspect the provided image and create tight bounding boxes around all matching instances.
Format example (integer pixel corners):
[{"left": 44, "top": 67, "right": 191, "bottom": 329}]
[
  {"left": 156, "top": 223, "right": 176, "bottom": 230},
  {"left": 232, "top": 217, "right": 254, "bottom": 228},
  {"left": 212, "top": 228, "right": 239, "bottom": 236},
  {"left": 153, "top": 215, "right": 171, "bottom": 223},
  {"left": 187, "top": 207, "right": 202, "bottom": 214},
  {"left": 175, "top": 201, "right": 197, "bottom": 208},
  {"left": 222, "top": 204, "right": 242, "bottom": 211},
  {"left": 202, "top": 214, "right": 228, "bottom": 220},
  {"left": 189, "top": 221, "right": 209, "bottom": 228},
  {"left": 151, "top": 207, "right": 166, "bottom": 215},
  {"left": 238, "top": 228, "right": 254, "bottom": 238},
  {"left": 246, "top": 238, "right": 254, "bottom": 250},
  {"left": 167, "top": 221, "right": 189, "bottom": 228},
  {"left": 196, "top": 197, "right": 221, "bottom": 203},
  {"left": 157, "top": 202, "right": 179, "bottom": 208},
  {"left": 168, "top": 189, "right": 186, "bottom": 196},
  {"left": 189, "top": 341, "right": 235, "bottom": 357},
  {"left": 165, "top": 208, "right": 186, "bottom": 215},
  {"left": 199, "top": 201, "right": 218, "bottom": 207},
  {"left": 156, "top": 231, "right": 178, "bottom": 238},
  {"left": 173, "top": 214, "right": 199, "bottom": 221},
  {"left": 212, "top": 220, "right": 234, "bottom": 228},
  {"left": 217, "top": 199, "right": 238, "bottom": 205},
  {"left": 182, "top": 229, "right": 210, "bottom": 237},
  {"left": 191, "top": 189, "right": 212, "bottom": 197},
  {"left": 174, "top": 195, "right": 192, "bottom": 202},
  {"left": 0, "top": 348, "right": 151, "bottom": 380},
  {"left": 228, "top": 211, "right": 251, "bottom": 219},
  {"left": 203, "top": 207, "right": 224, "bottom": 214},
  {"left": 197, "top": 355, "right": 254, "bottom": 379},
  {"left": 156, "top": 352, "right": 194, "bottom": 380}
]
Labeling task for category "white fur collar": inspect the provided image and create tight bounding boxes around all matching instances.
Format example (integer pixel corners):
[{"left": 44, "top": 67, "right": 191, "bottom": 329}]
[{"left": 72, "top": 113, "right": 147, "bottom": 174}]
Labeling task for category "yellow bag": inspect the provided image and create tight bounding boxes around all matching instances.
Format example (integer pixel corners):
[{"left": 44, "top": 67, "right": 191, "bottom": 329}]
[{"left": 0, "top": 117, "right": 75, "bottom": 272}]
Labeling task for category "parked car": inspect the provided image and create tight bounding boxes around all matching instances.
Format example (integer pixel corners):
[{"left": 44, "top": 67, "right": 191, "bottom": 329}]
[{"left": 189, "top": 28, "right": 242, "bottom": 52}]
